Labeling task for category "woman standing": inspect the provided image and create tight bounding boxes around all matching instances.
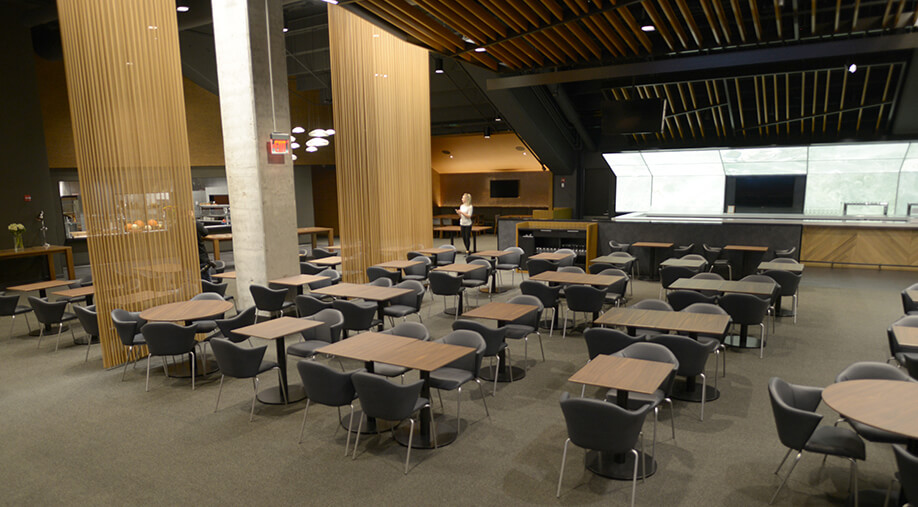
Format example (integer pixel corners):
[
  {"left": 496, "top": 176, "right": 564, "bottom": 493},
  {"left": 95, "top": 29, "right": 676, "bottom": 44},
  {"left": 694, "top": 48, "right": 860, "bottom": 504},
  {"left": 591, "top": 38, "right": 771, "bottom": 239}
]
[{"left": 456, "top": 193, "right": 473, "bottom": 254}]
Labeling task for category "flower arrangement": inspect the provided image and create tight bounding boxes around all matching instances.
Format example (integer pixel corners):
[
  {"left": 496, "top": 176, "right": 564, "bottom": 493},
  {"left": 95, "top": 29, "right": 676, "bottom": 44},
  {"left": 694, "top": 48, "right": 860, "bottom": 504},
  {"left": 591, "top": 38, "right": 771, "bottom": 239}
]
[{"left": 8, "top": 223, "right": 25, "bottom": 250}]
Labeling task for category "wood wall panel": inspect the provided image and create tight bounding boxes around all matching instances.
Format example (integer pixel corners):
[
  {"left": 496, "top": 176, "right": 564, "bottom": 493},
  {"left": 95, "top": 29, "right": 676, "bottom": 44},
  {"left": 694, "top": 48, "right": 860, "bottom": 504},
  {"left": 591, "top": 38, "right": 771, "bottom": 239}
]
[
  {"left": 801, "top": 225, "right": 918, "bottom": 269},
  {"left": 437, "top": 171, "right": 551, "bottom": 208},
  {"left": 311, "top": 166, "right": 339, "bottom": 233},
  {"left": 58, "top": 0, "right": 199, "bottom": 368},
  {"left": 328, "top": 5, "right": 432, "bottom": 282}
]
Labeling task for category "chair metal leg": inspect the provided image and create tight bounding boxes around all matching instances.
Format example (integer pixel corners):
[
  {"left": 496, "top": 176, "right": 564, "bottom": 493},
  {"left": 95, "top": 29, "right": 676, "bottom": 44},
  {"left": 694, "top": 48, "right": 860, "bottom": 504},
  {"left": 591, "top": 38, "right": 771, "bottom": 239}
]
[
  {"left": 345, "top": 404, "right": 354, "bottom": 456},
  {"left": 456, "top": 387, "right": 462, "bottom": 436},
  {"left": 215, "top": 375, "right": 225, "bottom": 412},
  {"left": 145, "top": 354, "right": 152, "bottom": 392},
  {"left": 250, "top": 377, "right": 260, "bottom": 421},
  {"left": 548, "top": 307, "right": 555, "bottom": 338},
  {"left": 537, "top": 331, "right": 545, "bottom": 361},
  {"left": 759, "top": 323, "right": 766, "bottom": 359},
  {"left": 492, "top": 356, "right": 499, "bottom": 395},
  {"left": 849, "top": 459, "right": 859, "bottom": 507},
  {"left": 298, "top": 399, "right": 311, "bottom": 443},
  {"left": 404, "top": 418, "right": 414, "bottom": 474},
  {"left": 667, "top": 398, "right": 676, "bottom": 440},
  {"left": 769, "top": 452, "right": 803, "bottom": 504},
  {"left": 122, "top": 346, "right": 134, "bottom": 381},
  {"left": 352, "top": 412, "right": 364, "bottom": 459},
  {"left": 774, "top": 448, "right": 793, "bottom": 474},
  {"left": 556, "top": 438, "right": 570, "bottom": 498},
  {"left": 54, "top": 325, "right": 63, "bottom": 351},
  {"left": 190, "top": 351, "right": 196, "bottom": 391},
  {"left": 883, "top": 475, "right": 898, "bottom": 507},
  {"left": 629, "top": 448, "right": 639, "bottom": 507},
  {"left": 37, "top": 326, "right": 44, "bottom": 349},
  {"left": 699, "top": 373, "right": 706, "bottom": 421},
  {"left": 476, "top": 379, "right": 489, "bottom": 417}
]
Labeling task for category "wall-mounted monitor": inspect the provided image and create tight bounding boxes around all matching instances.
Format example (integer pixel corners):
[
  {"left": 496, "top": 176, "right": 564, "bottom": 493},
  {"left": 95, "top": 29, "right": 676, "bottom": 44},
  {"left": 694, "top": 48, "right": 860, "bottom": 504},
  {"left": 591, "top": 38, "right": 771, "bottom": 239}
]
[
  {"left": 602, "top": 98, "right": 666, "bottom": 134},
  {"left": 490, "top": 179, "right": 520, "bottom": 198},
  {"left": 725, "top": 175, "right": 806, "bottom": 213}
]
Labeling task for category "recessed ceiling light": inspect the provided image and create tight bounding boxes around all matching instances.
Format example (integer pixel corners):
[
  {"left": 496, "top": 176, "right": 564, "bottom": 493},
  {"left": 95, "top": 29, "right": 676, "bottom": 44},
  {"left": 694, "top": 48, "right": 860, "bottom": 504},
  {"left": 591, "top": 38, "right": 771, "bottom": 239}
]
[
  {"left": 848, "top": 63, "right": 857, "bottom": 73},
  {"left": 176, "top": 5, "right": 189, "bottom": 13},
  {"left": 474, "top": 47, "right": 486, "bottom": 52},
  {"left": 283, "top": 27, "right": 289, "bottom": 33},
  {"left": 495, "top": 117, "right": 502, "bottom": 122},
  {"left": 641, "top": 25, "right": 656, "bottom": 32}
]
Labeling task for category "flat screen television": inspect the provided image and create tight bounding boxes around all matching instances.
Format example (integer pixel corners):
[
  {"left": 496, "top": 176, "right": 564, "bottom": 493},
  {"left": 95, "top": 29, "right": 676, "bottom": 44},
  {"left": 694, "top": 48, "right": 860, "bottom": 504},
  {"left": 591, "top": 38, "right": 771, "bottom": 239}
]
[
  {"left": 490, "top": 179, "right": 520, "bottom": 198},
  {"left": 601, "top": 98, "right": 666, "bottom": 134},
  {"left": 725, "top": 175, "right": 806, "bottom": 213}
]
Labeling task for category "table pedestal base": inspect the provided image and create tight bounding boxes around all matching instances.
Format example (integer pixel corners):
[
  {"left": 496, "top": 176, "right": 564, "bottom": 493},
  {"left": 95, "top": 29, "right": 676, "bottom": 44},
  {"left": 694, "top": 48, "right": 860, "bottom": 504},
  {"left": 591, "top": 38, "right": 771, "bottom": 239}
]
[
  {"left": 257, "top": 384, "right": 306, "bottom": 405},
  {"left": 478, "top": 364, "right": 525, "bottom": 382},
  {"left": 844, "top": 489, "right": 895, "bottom": 507},
  {"left": 167, "top": 357, "right": 220, "bottom": 378},
  {"left": 540, "top": 317, "right": 572, "bottom": 331},
  {"left": 392, "top": 414, "right": 458, "bottom": 449},
  {"left": 671, "top": 380, "right": 720, "bottom": 402},
  {"left": 585, "top": 450, "right": 656, "bottom": 480},
  {"left": 724, "top": 334, "right": 761, "bottom": 349},
  {"left": 341, "top": 411, "right": 394, "bottom": 434},
  {"left": 777, "top": 308, "right": 796, "bottom": 318},
  {"left": 480, "top": 286, "right": 508, "bottom": 295},
  {"left": 72, "top": 335, "right": 99, "bottom": 346},
  {"left": 29, "top": 324, "right": 70, "bottom": 337}
]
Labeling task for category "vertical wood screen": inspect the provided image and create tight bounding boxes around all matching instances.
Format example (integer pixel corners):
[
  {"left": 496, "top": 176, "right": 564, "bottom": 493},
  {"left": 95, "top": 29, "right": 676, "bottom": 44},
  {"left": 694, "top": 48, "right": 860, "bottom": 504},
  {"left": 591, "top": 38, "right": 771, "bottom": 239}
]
[
  {"left": 58, "top": 0, "right": 199, "bottom": 368},
  {"left": 328, "top": 5, "right": 433, "bottom": 283}
]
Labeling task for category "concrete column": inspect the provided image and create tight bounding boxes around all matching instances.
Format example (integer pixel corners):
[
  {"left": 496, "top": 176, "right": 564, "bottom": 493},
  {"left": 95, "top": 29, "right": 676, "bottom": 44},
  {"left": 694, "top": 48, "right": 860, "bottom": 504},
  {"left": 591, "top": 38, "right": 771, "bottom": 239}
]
[{"left": 211, "top": 0, "right": 299, "bottom": 308}]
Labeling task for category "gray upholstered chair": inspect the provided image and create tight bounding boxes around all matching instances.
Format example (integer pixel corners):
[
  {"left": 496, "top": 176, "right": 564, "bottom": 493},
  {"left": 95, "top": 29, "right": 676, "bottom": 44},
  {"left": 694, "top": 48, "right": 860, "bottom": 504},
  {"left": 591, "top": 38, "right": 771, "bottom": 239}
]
[
  {"left": 608, "top": 239, "right": 631, "bottom": 253},
  {"left": 461, "top": 259, "right": 492, "bottom": 305},
  {"left": 385, "top": 321, "right": 430, "bottom": 341},
  {"left": 606, "top": 252, "right": 638, "bottom": 282},
  {"left": 367, "top": 266, "right": 400, "bottom": 285},
  {"left": 520, "top": 280, "right": 561, "bottom": 337},
  {"left": 500, "top": 295, "right": 544, "bottom": 368},
  {"left": 702, "top": 244, "right": 732, "bottom": 280},
  {"left": 902, "top": 283, "right": 918, "bottom": 315},
  {"left": 214, "top": 306, "right": 257, "bottom": 344},
  {"left": 73, "top": 304, "right": 98, "bottom": 362},
  {"left": 596, "top": 267, "right": 629, "bottom": 305},
  {"left": 719, "top": 293, "right": 769, "bottom": 358},
  {"left": 249, "top": 284, "right": 294, "bottom": 321},
  {"left": 767, "top": 377, "right": 865, "bottom": 505},
  {"left": 333, "top": 300, "right": 380, "bottom": 337},
  {"left": 556, "top": 391, "right": 650, "bottom": 504},
  {"left": 296, "top": 360, "right": 362, "bottom": 454},
  {"left": 833, "top": 362, "right": 912, "bottom": 444},
  {"left": 554, "top": 249, "right": 576, "bottom": 267},
  {"left": 526, "top": 258, "right": 556, "bottom": 278},
  {"left": 300, "top": 261, "right": 324, "bottom": 275},
  {"left": 773, "top": 246, "right": 797, "bottom": 260},
  {"left": 452, "top": 319, "right": 508, "bottom": 395},
  {"left": 383, "top": 280, "right": 425, "bottom": 325},
  {"left": 562, "top": 285, "right": 605, "bottom": 339},
  {"left": 682, "top": 303, "right": 730, "bottom": 382},
  {"left": 887, "top": 445, "right": 918, "bottom": 507},
  {"left": 28, "top": 296, "right": 77, "bottom": 351},
  {"left": 436, "top": 245, "right": 456, "bottom": 266},
  {"left": 429, "top": 330, "right": 489, "bottom": 436},
  {"left": 495, "top": 247, "right": 523, "bottom": 289},
  {"left": 402, "top": 256, "right": 431, "bottom": 283},
  {"left": 650, "top": 334, "right": 712, "bottom": 421},
  {"left": 140, "top": 322, "right": 200, "bottom": 392},
  {"left": 740, "top": 274, "right": 780, "bottom": 331},
  {"left": 0, "top": 293, "right": 33, "bottom": 339},
  {"left": 351, "top": 372, "right": 435, "bottom": 474},
  {"left": 189, "top": 292, "right": 226, "bottom": 335},
  {"left": 667, "top": 290, "right": 716, "bottom": 311},
  {"left": 659, "top": 266, "right": 695, "bottom": 299},
  {"left": 210, "top": 337, "right": 281, "bottom": 421},
  {"left": 366, "top": 278, "right": 392, "bottom": 288},
  {"left": 287, "top": 308, "right": 345, "bottom": 362},
  {"left": 428, "top": 271, "right": 464, "bottom": 319},
  {"left": 607, "top": 342, "right": 678, "bottom": 460},
  {"left": 680, "top": 253, "right": 707, "bottom": 272},
  {"left": 628, "top": 299, "right": 673, "bottom": 337},
  {"left": 312, "top": 247, "right": 334, "bottom": 259},
  {"left": 763, "top": 269, "right": 801, "bottom": 323},
  {"left": 690, "top": 272, "right": 725, "bottom": 297},
  {"left": 295, "top": 294, "right": 332, "bottom": 318},
  {"left": 309, "top": 269, "right": 340, "bottom": 291},
  {"left": 674, "top": 243, "right": 695, "bottom": 256},
  {"left": 111, "top": 308, "right": 147, "bottom": 381},
  {"left": 583, "top": 327, "right": 643, "bottom": 360}
]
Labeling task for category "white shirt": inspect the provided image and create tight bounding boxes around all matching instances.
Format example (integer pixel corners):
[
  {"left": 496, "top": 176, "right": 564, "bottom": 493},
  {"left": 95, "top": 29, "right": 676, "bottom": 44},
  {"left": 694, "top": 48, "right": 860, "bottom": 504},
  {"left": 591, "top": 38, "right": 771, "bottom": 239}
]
[{"left": 459, "top": 204, "right": 473, "bottom": 226}]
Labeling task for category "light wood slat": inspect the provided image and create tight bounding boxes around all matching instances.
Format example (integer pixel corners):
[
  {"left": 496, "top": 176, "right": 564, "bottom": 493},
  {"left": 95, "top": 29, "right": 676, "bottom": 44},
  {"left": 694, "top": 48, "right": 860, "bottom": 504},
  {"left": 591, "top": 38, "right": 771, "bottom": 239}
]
[
  {"left": 834, "top": 0, "right": 842, "bottom": 32},
  {"left": 583, "top": 15, "right": 625, "bottom": 56},
  {"left": 478, "top": 0, "right": 527, "bottom": 31},
  {"left": 541, "top": 26, "right": 583, "bottom": 61},
  {"left": 377, "top": 0, "right": 466, "bottom": 51},
  {"left": 699, "top": 0, "right": 723, "bottom": 44},
  {"left": 57, "top": 0, "right": 199, "bottom": 369},
  {"left": 687, "top": 82, "right": 705, "bottom": 138},
  {"left": 705, "top": 81, "right": 721, "bottom": 136},
  {"left": 837, "top": 69, "right": 849, "bottom": 132},
  {"left": 822, "top": 70, "right": 831, "bottom": 132},
  {"left": 642, "top": 2, "right": 677, "bottom": 50},
  {"left": 566, "top": 22, "right": 603, "bottom": 58},
  {"left": 456, "top": 0, "right": 508, "bottom": 37},
  {"left": 774, "top": 0, "right": 783, "bottom": 38},
  {"left": 360, "top": 1, "right": 450, "bottom": 52},
  {"left": 662, "top": 84, "right": 685, "bottom": 139},
  {"left": 761, "top": 75, "right": 770, "bottom": 135},
  {"left": 773, "top": 74, "right": 779, "bottom": 135},
  {"left": 785, "top": 73, "right": 790, "bottom": 134},
  {"left": 676, "top": 83, "right": 697, "bottom": 138},
  {"left": 876, "top": 65, "right": 895, "bottom": 132},
  {"left": 504, "top": 37, "right": 546, "bottom": 65},
  {"left": 730, "top": 0, "right": 748, "bottom": 42},
  {"left": 800, "top": 72, "right": 806, "bottom": 133},
  {"left": 602, "top": 9, "right": 641, "bottom": 55},
  {"left": 413, "top": 0, "right": 492, "bottom": 47},
  {"left": 657, "top": 0, "right": 691, "bottom": 49},
  {"left": 734, "top": 78, "right": 747, "bottom": 136},
  {"left": 507, "top": 0, "right": 543, "bottom": 27},
  {"left": 541, "top": 0, "right": 565, "bottom": 20},
  {"left": 802, "top": 226, "right": 918, "bottom": 268},
  {"left": 526, "top": 32, "right": 567, "bottom": 64},
  {"left": 711, "top": 0, "right": 733, "bottom": 43},
  {"left": 521, "top": 0, "right": 553, "bottom": 23},
  {"left": 713, "top": 80, "right": 727, "bottom": 136},
  {"left": 893, "top": 0, "right": 906, "bottom": 29},
  {"left": 551, "top": 26, "right": 590, "bottom": 60},
  {"left": 753, "top": 76, "right": 763, "bottom": 135},
  {"left": 675, "top": 0, "right": 704, "bottom": 47},
  {"left": 494, "top": 40, "right": 537, "bottom": 68},
  {"left": 617, "top": 6, "right": 654, "bottom": 52},
  {"left": 852, "top": 0, "right": 860, "bottom": 31},
  {"left": 328, "top": 5, "right": 433, "bottom": 283}
]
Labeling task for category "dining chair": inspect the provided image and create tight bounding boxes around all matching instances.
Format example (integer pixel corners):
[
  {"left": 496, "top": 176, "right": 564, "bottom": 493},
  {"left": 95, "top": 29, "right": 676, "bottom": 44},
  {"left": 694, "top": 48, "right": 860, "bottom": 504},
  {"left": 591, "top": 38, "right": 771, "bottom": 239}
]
[
  {"left": 428, "top": 271, "right": 464, "bottom": 319},
  {"left": 886, "top": 445, "right": 918, "bottom": 507},
  {"left": 667, "top": 290, "right": 716, "bottom": 311},
  {"left": 500, "top": 295, "right": 544, "bottom": 368},
  {"left": 0, "top": 292, "right": 33, "bottom": 339},
  {"left": 296, "top": 360, "right": 362, "bottom": 454},
  {"left": 452, "top": 320, "right": 508, "bottom": 395},
  {"left": 250, "top": 284, "right": 294, "bottom": 321},
  {"left": 429, "top": 330, "right": 489, "bottom": 437},
  {"left": 140, "top": 322, "right": 200, "bottom": 392},
  {"left": 649, "top": 334, "right": 713, "bottom": 421},
  {"left": 383, "top": 280, "right": 425, "bottom": 325},
  {"left": 332, "top": 300, "right": 379, "bottom": 337},
  {"left": 681, "top": 303, "right": 730, "bottom": 382},
  {"left": 28, "top": 296, "right": 77, "bottom": 351},
  {"left": 73, "top": 304, "right": 98, "bottom": 362},
  {"left": 494, "top": 247, "right": 523, "bottom": 289},
  {"left": 562, "top": 285, "right": 605, "bottom": 339},
  {"left": 111, "top": 309, "right": 147, "bottom": 381},
  {"left": 832, "top": 362, "right": 911, "bottom": 444},
  {"left": 718, "top": 293, "right": 769, "bottom": 358},
  {"left": 367, "top": 266, "right": 400, "bottom": 285},
  {"left": 287, "top": 308, "right": 345, "bottom": 362},
  {"left": 520, "top": 280, "right": 561, "bottom": 338},
  {"left": 210, "top": 337, "right": 281, "bottom": 421}
]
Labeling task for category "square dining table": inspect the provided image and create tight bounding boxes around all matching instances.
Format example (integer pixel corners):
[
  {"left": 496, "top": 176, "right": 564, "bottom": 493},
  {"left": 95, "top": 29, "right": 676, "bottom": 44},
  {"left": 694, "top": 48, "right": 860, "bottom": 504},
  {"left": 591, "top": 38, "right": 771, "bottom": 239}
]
[
  {"left": 631, "top": 242, "right": 673, "bottom": 280},
  {"left": 269, "top": 274, "right": 329, "bottom": 295},
  {"left": 433, "top": 263, "right": 487, "bottom": 315},
  {"left": 462, "top": 302, "right": 539, "bottom": 382},
  {"left": 311, "top": 283, "right": 413, "bottom": 331}
]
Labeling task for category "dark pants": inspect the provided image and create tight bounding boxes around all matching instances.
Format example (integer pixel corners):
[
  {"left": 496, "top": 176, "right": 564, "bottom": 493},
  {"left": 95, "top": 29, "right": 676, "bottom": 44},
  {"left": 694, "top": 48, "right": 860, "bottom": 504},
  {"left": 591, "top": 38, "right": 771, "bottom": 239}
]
[{"left": 460, "top": 225, "right": 472, "bottom": 252}]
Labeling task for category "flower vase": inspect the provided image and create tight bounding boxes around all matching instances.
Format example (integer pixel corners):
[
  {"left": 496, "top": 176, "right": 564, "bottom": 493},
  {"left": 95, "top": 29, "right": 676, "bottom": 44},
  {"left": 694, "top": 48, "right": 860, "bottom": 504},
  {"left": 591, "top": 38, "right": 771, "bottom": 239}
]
[{"left": 13, "top": 233, "right": 24, "bottom": 251}]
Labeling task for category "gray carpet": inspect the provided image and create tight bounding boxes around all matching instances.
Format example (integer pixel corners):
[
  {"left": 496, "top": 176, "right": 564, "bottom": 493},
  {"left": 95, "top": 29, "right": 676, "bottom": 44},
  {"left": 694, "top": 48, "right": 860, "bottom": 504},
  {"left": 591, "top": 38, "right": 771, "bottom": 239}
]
[{"left": 0, "top": 235, "right": 911, "bottom": 506}]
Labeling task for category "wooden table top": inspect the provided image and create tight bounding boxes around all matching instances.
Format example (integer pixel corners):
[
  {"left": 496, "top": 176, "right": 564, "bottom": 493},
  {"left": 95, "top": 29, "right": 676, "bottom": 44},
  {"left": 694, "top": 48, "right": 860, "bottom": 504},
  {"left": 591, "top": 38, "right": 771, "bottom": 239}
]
[
  {"left": 325, "top": 245, "right": 341, "bottom": 252},
  {"left": 462, "top": 302, "right": 539, "bottom": 321},
  {"left": 373, "top": 260, "right": 422, "bottom": 270},
  {"left": 234, "top": 316, "right": 322, "bottom": 340},
  {"left": 632, "top": 242, "right": 673, "bottom": 248},
  {"left": 893, "top": 325, "right": 918, "bottom": 348},
  {"left": 0, "top": 245, "right": 72, "bottom": 257},
  {"left": 311, "top": 283, "right": 413, "bottom": 301},
  {"left": 111, "top": 290, "right": 174, "bottom": 307},
  {"left": 822, "top": 380, "right": 918, "bottom": 441},
  {"left": 204, "top": 233, "right": 233, "bottom": 241},
  {"left": 568, "top": 355, "right": 673, "bottom": 395},
  {"left": 530, "top": 271, "right": 623, "bottom": 286},
  {"left": 434, "top": 263, "right": 487, "bottom": 274},
  {"left": 669, "top": 278, "right": 774, "bottom": 296},
  {"left": 724, "top": 244, "right": 769, "bottom": 252},
  {"left": 297, "top": 226, "right": 334, "bottom": 234},
  {"left": 474, "top": 250, "right": 507, "bottom": 257},
  {"left": 52, "top": 285, "right": 94, "bottom": 298},
  {"left": 529, "top": 252, "right": 571, "bottom": 261},
  {"left": 416, "top": 247, "right": 453, "bottom": 255},
  {"left": 591, "top": 254, "right": 636, "bottom": 264},
  {"left": 269, "top": 274, "right": 328, "bottom": 287},
  {"left": 906, "top": 290, "right": 918, "bottom": 302},
  {"left": 311, "top": 256, "right": 342, "bottom": 266},
  {"left": 212, "top": 271, "right": 236, "bottom": 279},
  {"left": 433, "top": 225, "right": 492, "bottom": 232},
  {"left": 758, "top": 261, "right": 804, "bottom": 273},
  {"left": 595, "top": 307, "right": 731, "bottom": 336},
  {"left": 316, "top": 332, "right": 474, "bottom": 372},
  {"left": 432, "top": 214, "right": 457, "bottom": 220},
  {"left": 134, "top": 262, "right": 184, "bottom": 274},
  {"left": 8, "top": 279, "right": 76, "bottom": 292},
  {"left": 139, "top": 300, "right": 234, "bottom": 322},
  {"left": 661, "top": 258, "right": 707, "bottom": 269}
]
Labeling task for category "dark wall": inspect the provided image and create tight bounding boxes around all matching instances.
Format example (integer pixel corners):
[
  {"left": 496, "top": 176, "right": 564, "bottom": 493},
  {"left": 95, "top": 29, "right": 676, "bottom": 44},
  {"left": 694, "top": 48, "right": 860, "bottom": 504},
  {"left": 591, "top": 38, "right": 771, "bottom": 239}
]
[{"left": 1, "top": 6, "right": 63, "bottom": 286}]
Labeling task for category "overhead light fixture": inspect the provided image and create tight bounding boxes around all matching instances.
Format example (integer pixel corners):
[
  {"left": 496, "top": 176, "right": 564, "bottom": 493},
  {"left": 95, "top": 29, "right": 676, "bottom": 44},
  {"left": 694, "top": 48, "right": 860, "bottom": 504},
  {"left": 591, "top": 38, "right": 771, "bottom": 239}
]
[
  {"left": 484, "top": 127, "right": 491, "bottom": 139},
  {"left": 283, "top": 27, "right": 289, "bottom": 33},
  {"left": 848, "top": 63, "right": 857, "bottom": 73},
  {"left": 291, "top": 142, "right": 301, "bottom": 149},
  {"left": 495, "top": 117, "right": 502, "bottom": 122},
  {"left": 291, "top": 126, "right": 305, "bottom": 134},
  {"left": 306, "top": 146, "right": 318, "bottom": 152},
  {"left": 290, "top": 136, "right": 296, "bottom": 142},
  {"left": 474, "top": 47, "right": 486, "bottom": 53},
  {"left": 309, "top": 129, "right": 329, "bottom": 137},
  {"left": 641, "top": 25, "right": 656, "bottom": 32},
  {"left": 306, "top": 137, "right": 330, "bottom": 147},
  {"left": 176, "top": 5, "right": 189, "bottom": 12},
  {"left": 291, "top": 154, "right": 297, "bottom": 161},
  {"left": 325, "top": 129, "right": 335, "bottom": 135},
  {"left": 435, "top": 58, "right": 444, "bottom": 74},
  {"left": 322, "top": 0, "right": 339, "bottom": 4}
]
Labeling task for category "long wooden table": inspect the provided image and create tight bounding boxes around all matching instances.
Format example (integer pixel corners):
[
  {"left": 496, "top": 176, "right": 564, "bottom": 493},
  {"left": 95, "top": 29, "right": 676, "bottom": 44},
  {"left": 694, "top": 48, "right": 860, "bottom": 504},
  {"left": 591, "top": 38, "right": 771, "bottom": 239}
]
[
  {"left": 317, "top": 332, "right": 475, "bottom": 448},
  {"left": 433, "top": 225, "right": 491, "bottom": 252},
  {"left": 0, "top": 245, "right": 75, "bottom": 280},
  {"left": 568, "top": 354, "right": 672, "bottom": 479},
  {"left": 530, "top": 271, "right": 622, "bottom": 287},
  {"left": 757, "top": 261, "right": 804, "bottom": 273},
  {"left": 670, "top": 278, "right": 774, "bottom": 296},
  {"left": 52, "top": 285, "right": 95, "bottom": 306},
  {"left": 203, "top": 227, "right": 335, "bottom": 260},
  {"left": 594, "top": 307, "right": 730, "bottom": 337},
  {"left": 311, "top": 283, "right": 412, "bottom": 331},
  {"left": 8, "top": 279, "right": 77, "bottom": 335}
]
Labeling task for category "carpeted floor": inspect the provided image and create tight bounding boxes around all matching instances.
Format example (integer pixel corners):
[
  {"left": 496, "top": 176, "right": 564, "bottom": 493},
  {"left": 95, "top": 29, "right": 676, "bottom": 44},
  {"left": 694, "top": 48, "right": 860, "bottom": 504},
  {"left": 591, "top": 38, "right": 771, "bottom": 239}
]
[{"left": 0, "top": 235, "right": 912, "bottom": 506}]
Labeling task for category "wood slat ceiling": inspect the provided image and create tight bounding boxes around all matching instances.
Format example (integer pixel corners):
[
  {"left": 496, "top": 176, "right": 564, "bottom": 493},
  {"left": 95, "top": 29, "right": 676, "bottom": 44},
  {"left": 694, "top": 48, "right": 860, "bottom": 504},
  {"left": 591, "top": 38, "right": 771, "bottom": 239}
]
[{"left": 347, "top": 0, "right": 918, "bottom": 72}]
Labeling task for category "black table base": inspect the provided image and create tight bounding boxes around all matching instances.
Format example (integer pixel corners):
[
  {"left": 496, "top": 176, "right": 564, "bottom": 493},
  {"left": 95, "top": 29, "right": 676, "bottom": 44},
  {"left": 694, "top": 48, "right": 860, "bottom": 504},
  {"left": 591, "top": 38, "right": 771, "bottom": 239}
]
[
  {"left": 392, "top": 413, "right": 458, "bottom": 449},
  {"left": 585, "top": 450, "right": 656, "bottom": 480},
  {"left": 724, "top": 334, "right": 762, "bottom": 349},
  {"left": 257, "top": 384, "right": 306, "bottom": 405},
  {"left": 479, "top": 363, "right": 525, "bottom": 382},
  {"left": 166, "top": 357, "right": 220, "bottom": 378},
  {"left": 671, "top": 379, "right": 720, "bottom": 402},
  {"left": 340, "top": 411, "right": 394, "bottom": 434},
  {"left": 29, "top": 324, "right": 69, "bottom": 337}
]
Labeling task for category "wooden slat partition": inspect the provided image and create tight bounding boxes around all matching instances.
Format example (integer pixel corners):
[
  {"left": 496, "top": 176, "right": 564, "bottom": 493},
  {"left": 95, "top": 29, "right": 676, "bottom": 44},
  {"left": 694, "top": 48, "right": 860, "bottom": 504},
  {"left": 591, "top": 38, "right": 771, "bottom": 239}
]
[
  {"left": 327, "top": 5, "right": 433, "bottom": 283},
  {"left": 58, "top": 0, "right": 199, "bottom": 368}
]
